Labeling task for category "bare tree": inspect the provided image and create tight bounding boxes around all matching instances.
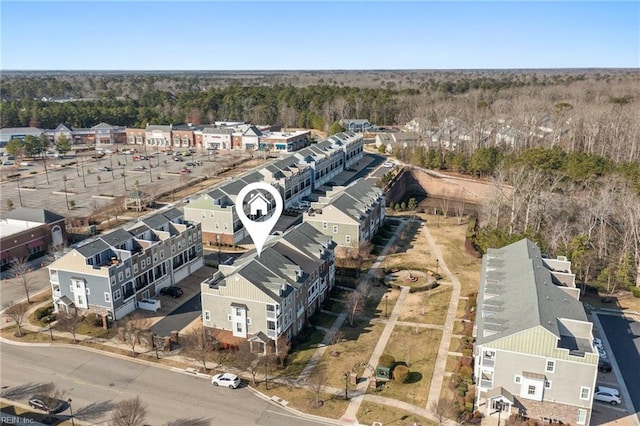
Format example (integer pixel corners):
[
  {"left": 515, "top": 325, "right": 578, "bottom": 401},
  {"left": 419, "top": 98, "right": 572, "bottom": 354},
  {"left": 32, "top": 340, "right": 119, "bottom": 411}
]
[
  {"left": 235, "top": 345, "right": 260, "bottom": 386},
  {"left": 452, "top": 189, "right": 467, "bottom": 225},
  {"left": 308, "top": 362, "right": 328, "bottom": 408},
  {"left": 36, "top": 382, "right": 69, "bottom": 423},
  {"left": 346, "top": 287, "right": 369, "bottom": 326},
  {"left": 56, "top": 309, "right": 82, "bottom": 343},
  {"left": 430, "top": 396, "right": 455, "bottom": 425},
  {"left": 111, "top": 396, "right": 147, "bottom": 426},
  {"left": 9, "top": 258, "right": 36, "bottom": 303},
  {"left": 182, "top": 324, "right": 216, "bottom": 371},
  {"left": 328, "top": 329, "right": 344, "bottom": 356},
  {"left": 3, "top": 301, "right": 29, "bottom": 336},
  {"left": 118, "top": 313, "right": 152, "bottom": 356}
]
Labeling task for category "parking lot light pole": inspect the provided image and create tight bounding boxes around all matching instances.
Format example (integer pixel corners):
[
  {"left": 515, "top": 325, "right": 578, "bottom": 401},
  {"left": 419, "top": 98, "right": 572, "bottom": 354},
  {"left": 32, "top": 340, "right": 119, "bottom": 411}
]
[
  {"left": 110, "top": 155, "right": 114, "bottom": 179},
  {"left": 384, "top": 294, "right": 388, "bottom": 318}
]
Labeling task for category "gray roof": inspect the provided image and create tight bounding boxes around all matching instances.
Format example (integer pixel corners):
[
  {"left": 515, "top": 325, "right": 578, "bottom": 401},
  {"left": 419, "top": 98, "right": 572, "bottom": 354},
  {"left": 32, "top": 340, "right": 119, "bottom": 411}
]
[
  {"left": 146, "top": 124, "right": 172, "bottom": 132},
  {"left": 161, "top": 207, "right": 183, "bottom": 222},
  {"left": 325, "top": 180, "right": 382, "bottom": 222},
  {"left": 475, "top": 239, "right": 588, "bottom": 346},
  {"left": 75, "top": 238, "right": 110, "bottom": 258},
  {"left": 100, "top": 228, "right": 133, "bottom": 248},
  {"left": 141, "top": 213, "right": 168, "bottom": 230},
  {"left": 4, "top": 207, "right": 65, "bottom": 224}
]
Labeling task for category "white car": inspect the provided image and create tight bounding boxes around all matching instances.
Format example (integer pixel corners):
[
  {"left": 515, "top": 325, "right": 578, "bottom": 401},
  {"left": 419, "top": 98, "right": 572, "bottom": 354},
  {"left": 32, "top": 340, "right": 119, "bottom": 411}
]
[
  {"left": 594, "top": 390, "right": 621, "bottom": 405},
  {"left": 597, "top": 347, "right": 607, "bottom": 359},
  {"left": 383, "top": 162, "right": 395, "bottom": 168},
  {"left": 211, "top": 373, "right": 240, "bottom": 389},
  {"left": 595, "top": 385, "right": 619, "bottom": 397}
]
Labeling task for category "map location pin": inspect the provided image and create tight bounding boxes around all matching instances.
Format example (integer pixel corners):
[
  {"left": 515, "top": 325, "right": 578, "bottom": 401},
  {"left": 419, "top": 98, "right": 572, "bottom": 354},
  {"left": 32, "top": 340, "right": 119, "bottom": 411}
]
[{"left": 235, "top": 182, "right": 284, "bottom": 256}]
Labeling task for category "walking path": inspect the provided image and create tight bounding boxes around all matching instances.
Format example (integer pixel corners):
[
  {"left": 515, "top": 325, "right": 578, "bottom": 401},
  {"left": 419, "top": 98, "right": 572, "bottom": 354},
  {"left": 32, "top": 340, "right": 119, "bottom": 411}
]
[{"left": 421, "top": 223, "right": 462, "bottom": 412}]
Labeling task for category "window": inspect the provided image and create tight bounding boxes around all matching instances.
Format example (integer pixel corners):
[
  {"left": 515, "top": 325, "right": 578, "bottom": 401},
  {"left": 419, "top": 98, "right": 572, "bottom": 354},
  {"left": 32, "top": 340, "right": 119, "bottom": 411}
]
[
  {"left": 201, "top": 212, "right": 206, "bottom": 219},
  {"left": 210, "top": 212, "right": 214, "bottom": 218},
  {"left": 580, "top": 387, "right": 590, "bottom": 400},
  {"left": 204, "top": 311, "right": 210, "bottom": 321},
  {"left": 114, "top": 289, "right": 121, "bottom": 300},
  {"left": 188, "top": 236, "right": 192, "bottom": 244},
  {"left": 133, "top": 264, "right": 138, "bottom": 273},
  {"left": 235, "top": 307, "right": 242, "bottom": 316},
  {"left": 545, "top": 380, "right": 552, "bottom": 389},
  {"left": 85, "top": 288, "right": 90, "bottom": 295},
  {"left": 118, "top": 271, "right": 123, "bottom": 281},
  {"left": 227, "top": 314, "right": 232, "bottom": 321},
  {"left": 333, "top": 225, "right": 338, "bottom": 234},
  {"left": 546, "top": 360, "right": 555, "bottom": 373},
  {"left": 110, "top": 276, "right": 116, "bottom": 286},
  {"left": 171, "top": 245, "right": 176, "bottom": 254},
  {"left": 527, "top": 385, "right": 536, "bottom": 396},
  {"left": 345, "top": 235, "right": 351, "bottom": 244},
  {"left": 215, "top": 223, "right": 219, "bottom": 230},
  {"left": 70, "top": 284, "right": 74, "bottom": 293},
  {"left": 514, "top": 375, "right": 522, "bottom": 384},
  {"left": 247, "top": 318, "right": 252, "bottom": 325},
  {"left": 160, "top": 250, "right": 165, "bottom": 259},
  {"left": 153, "top": 254, "right": 158, "bottom": 262},
  {"left": 266, "top": 304, "right": 275, "bottom": 312},
  {"left": 125, "top": 269, "right": 131, "bottom": 278},
  {"left": 322, "top": 222, "right": 328, "bottom": 229},
  {"left": 267, "top": 320, "right": 276, "bottom": 330},
  {"left": 77, "top": 295, "right": 84, "bottom": 306},
  {"left": 576, "top": 409, "right": 587, "bottom": 425},
  {"left": 236, "top": 323, "right": 243, "bottom": 333},
  {"left": 105, "top": 292, "right": 111, "bottom": 303}
]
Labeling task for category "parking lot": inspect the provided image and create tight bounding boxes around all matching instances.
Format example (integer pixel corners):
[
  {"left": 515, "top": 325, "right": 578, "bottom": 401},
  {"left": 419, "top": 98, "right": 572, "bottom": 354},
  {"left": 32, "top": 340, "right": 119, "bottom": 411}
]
[
  {"left": 592, "top": 312, "right": 640, "bottom": 425},
  {"left": 0, "top": 148, "right": 252, "bottom": 218}
]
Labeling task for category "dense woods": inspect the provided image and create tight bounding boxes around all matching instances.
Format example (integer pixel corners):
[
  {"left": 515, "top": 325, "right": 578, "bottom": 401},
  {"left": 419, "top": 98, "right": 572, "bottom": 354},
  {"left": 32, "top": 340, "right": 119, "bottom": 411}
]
[{"left": 1, "top": 69, "right": 638, "bottom": 290}]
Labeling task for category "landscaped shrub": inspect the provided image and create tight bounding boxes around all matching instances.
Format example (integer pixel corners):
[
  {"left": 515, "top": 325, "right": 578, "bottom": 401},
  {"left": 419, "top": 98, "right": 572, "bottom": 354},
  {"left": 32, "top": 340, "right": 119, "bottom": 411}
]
[
  {"left": 35, "top": 303, "right": 54, "bottom": 322},
  {"left": 378, "top": 354, "right": 395, "bottom": 369},
  {"left": 631, "top": 287, "right": 640, "bottom": 298},
  {"left": 393, "top": 364, "right": 409, "bottom": 383},
  {"left": 86, "top": 312, "right": 103, "bottom": 327}
]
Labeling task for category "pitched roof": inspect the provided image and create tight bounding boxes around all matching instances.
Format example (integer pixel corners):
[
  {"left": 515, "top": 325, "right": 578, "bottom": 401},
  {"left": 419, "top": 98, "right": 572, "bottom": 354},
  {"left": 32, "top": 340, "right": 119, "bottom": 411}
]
[
  {"left": 100, "top": 228, "right": 133, "bottom": 247},
  {"left": 475, "top": 239, "right": 589, "bottom": 346}
]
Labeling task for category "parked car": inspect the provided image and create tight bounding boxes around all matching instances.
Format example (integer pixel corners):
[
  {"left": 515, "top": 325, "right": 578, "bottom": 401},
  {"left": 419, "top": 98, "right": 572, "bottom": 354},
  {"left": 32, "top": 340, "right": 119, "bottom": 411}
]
[
  {"left": 595, "top": 385, "right": 619, "bottom": 397},
  {"left": 133, "top": 165, "right": 146, "bottom": 171},
  {"left": 211, "top": 373, "right": 241, "bottom": 389},
  {"left": 180, "top": 168, "right": 191, "bottom": 174},
  {"left": 159, "top": 286, "right": 183, "bottom": 298},
  {"left": 2, "top": 160, "right": 15, "bottom": 166},
  {"left": 28, "top": 395, "right": 66, "bottom": 414},
  {"left": 383, "top": 161, "right": 395, "bottom": 168},
  {"left": 597, "top": 347, "right": 607, "bottom": 359},
  {"left": 185, "top": 162, "right": 195, "bottom": 166},
  {"left": 20, "top": 161, "right": 34, "bottom": 166},
  {"left": 594, "top": 390, "right": 621, "bottom": 405},
  {"left": 98, "top": 166, "right": 112, "bottom": 172},
  {"left": 173, "top": 156, "right": 183, "bottom": 162},
  {"left": 598, "top": 358, "right": 612, "bottom": 372}
]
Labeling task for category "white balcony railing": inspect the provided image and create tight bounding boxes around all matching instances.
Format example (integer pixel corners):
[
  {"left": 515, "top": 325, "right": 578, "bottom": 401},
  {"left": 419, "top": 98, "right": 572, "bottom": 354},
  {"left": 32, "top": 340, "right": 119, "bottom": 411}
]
[{"left": 482, "top": 358, "right": 495, "bottom": 368}]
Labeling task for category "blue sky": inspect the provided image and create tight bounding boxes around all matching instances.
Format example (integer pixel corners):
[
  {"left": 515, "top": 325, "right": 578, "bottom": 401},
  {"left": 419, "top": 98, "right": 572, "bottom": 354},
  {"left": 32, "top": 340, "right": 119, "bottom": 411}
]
[{"left": 1, "top": 1, "right": 638, "bottom": 70}]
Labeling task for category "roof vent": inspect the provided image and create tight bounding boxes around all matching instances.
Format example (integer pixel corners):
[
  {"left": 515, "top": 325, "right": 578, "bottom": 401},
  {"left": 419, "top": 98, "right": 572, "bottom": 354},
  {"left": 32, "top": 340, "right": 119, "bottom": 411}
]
[{"left": 546, "top": 296, "right": 550, "bottom": 300}]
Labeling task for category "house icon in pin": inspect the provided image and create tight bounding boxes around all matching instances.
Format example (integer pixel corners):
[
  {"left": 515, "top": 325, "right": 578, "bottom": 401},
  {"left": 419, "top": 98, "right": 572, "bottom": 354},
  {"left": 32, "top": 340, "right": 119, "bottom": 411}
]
[{"left": 247, "top": 192, "right": 270, "bottom": 217}]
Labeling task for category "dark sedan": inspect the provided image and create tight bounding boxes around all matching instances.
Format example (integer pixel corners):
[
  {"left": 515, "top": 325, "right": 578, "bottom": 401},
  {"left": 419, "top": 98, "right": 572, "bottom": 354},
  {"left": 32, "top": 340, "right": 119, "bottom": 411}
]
[{"left": 159, "top": 286, "right": 184, "bottom": 298}]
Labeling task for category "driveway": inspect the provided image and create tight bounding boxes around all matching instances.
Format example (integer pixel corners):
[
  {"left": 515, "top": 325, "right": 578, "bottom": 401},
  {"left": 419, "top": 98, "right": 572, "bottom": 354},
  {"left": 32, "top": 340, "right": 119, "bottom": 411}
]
[{"left": 151, "top": 292, "right": 202, "bottom": 337}]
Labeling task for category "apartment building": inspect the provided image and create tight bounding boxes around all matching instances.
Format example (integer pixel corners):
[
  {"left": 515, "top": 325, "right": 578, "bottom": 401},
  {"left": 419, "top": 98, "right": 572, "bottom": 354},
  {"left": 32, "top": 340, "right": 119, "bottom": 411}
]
[
  {"left": 294, "top": 140, "right": 344, "bottom": 189},
  {"left": 200, "top": 222, "right": 336, "bottom": 353},
  {"left": 48, "top": 208, "right": 203, "bottom": 321},
  {"left": 184, "top": 171, "right": 263, "bottom": 245},
  {"left": 473, "top": 239, "right": 598, "bottom": 425},
  {"left": 303, "top": 179, "right": 385, "bottom": 254},
  {"left": 259, "top": 130, "right": 312, "bottom": 152},
  {"left": 328, "top": 131, "right": 364, "bottom": 169},
  {"left": 47, "top": 123, "right": 126, "bottom": 146},
  {"left": 259, "top": 156, "right": 313, "bottom": 207}
]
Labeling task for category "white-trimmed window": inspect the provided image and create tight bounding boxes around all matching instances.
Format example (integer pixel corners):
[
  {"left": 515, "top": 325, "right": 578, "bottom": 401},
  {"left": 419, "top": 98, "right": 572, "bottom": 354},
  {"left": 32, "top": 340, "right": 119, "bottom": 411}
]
[
  {"left": 85, "top": 288, "right": 90, "bottom": 295},
  {"left": 527, "top": 385, "right": 536, "bottom": 396},
  {"left": 113, "top": 289, "right": 121, "bottom": 300},
  {"left": 227, "top": 314, "right": 232, "bottom": 321},
  {"left": 333, "top": 225, "right": 338, "bottom": 234},
  {"left": 201, "top": 212, "right": 206, "bottom": 219},
  {"left": 118, "top": 271, "right": 123, "bottom": 281},
  {"left": 105, "top": 292, "right": 111, "bottom": 303},
  {"left": 171, "top": 244, "right": 176, "bottom": 253},
  {"left": 160, "top": 250, "right": 165, "bottom": 259},
  {"left": 125, "top": 268, "right": 131, "bottom": 278},
  {"left": 110, "top": 276, "right": 116, "bottom": 286},
  {"left": 514, "top": 375, "right": 522, "bottom": 384},
  {"left": 345, "top": 235, "right": 351, "bottom": 244},
  {"left": 247, "top": 318, "right": 252, "bottom": 325},
  {"left": 322, "top": 222, "right": 328, "bottom": 229},
  {"left": 210, "top": 212, "right": 214, "bottom": 218},
  {"left": 133, "top": 264, "right": 139, "bottom": 273},
  {"left": 577, "top": 409, "right": 587, "bottom": 425},
  {"left": 545, "top": 380, "right": 552, "bottom": 389},
  {"left": 204, "top": 311, "right": 210, "bottom": 321},
  {"left": 580, "top": 387, "right": 590, "bottom": 400},
  {"left": 153, "top": 254, "right": 158, "bottom": 262},
  {"left": 546, "top": 360, "right": 555, "bottom": 373}
]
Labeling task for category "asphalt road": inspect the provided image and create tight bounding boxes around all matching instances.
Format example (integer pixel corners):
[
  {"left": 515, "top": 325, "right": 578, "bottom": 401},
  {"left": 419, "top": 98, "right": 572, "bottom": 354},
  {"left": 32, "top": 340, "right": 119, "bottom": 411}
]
[
  {"left": 597, "top": 314, "right": 640, "bottom": 416},
  {"left": 0, "top": 343, "right": 332, "bottom": 426}
]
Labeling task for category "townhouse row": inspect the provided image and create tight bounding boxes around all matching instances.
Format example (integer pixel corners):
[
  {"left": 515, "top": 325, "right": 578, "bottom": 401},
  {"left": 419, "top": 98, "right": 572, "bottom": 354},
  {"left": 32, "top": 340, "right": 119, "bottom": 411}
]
[
  {"left": 185, "top": 131, "right": 368, "bottom": 246},
  {"left": 474, "top": 239, "right": 598, "bottom": 425},
  {"left": 48, "top": 208, "right": 203, "bottom": 321}
]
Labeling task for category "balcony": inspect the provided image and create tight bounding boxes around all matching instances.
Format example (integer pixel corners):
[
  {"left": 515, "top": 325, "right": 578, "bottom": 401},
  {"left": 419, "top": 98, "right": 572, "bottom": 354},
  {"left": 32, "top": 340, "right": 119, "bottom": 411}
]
[
  {"left": 481, "top": 358, "right": 495, "bottom": 368},
  {"left": 480, "top": 379, "right": 493, "bottom": 389}
]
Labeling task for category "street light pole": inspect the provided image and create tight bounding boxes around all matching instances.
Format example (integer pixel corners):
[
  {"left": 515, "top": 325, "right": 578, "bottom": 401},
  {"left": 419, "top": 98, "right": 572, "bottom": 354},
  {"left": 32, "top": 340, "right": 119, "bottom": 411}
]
[
  {"left": 67, "top": 398, "right": 75, "bottom": 426},
  {"left": 343, "top": 372, "right": 349, "bottom": 400},
  {"left": 16, "top": 177, "right": 23, "bottom": 207},
  {"left": 81, "top": 163, "right": 86, "bottom": 188},
  {"left": 110, "top": 155, "right": 114, "bottom": 179},
  {"left": 63, "top": 177, "right": 70, "bottom": 210},
  {"left": 384, "top": 294, "right": 388, "bottom": 318}
]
